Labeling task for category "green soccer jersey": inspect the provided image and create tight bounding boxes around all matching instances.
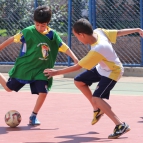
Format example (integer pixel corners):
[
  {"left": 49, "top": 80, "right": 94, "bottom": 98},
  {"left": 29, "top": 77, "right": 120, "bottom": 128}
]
[{"left": 9, "top": 25, "right": 63, "bottom": 90}]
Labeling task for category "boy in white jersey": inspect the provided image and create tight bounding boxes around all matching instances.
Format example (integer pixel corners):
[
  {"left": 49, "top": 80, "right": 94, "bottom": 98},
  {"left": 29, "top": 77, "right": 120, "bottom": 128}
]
[{"left": 44, "top": 18, "right": 143, "bottom": 139}]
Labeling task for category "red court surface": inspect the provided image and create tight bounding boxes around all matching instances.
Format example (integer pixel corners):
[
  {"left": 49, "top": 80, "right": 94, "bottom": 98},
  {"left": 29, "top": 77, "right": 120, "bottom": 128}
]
[{"left": 0, "top": 91, "right": 143, "bottom": 143}]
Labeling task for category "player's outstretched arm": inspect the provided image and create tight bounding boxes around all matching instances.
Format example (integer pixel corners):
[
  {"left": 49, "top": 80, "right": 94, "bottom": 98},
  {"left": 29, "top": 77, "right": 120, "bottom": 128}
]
[
  {"left": 58, "top": 42, "right": 79, "bottom": 64},
  {"left": 44, "top": 64, "right": 82, "bottom": 79},
  {"left": 0, "top": 36, "right": 14, "bottom": 51},
  {"left": 65, "top": 48, "right": 79, "bottom": 64},
  {"left": 117, "top": 28, "right": 143, "bottom": 37}
]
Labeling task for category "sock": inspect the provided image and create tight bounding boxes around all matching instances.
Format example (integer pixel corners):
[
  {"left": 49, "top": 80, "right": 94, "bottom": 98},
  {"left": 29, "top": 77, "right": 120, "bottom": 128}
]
[{"left": 31, "top": 112, "right": 37, "bottom": 117}]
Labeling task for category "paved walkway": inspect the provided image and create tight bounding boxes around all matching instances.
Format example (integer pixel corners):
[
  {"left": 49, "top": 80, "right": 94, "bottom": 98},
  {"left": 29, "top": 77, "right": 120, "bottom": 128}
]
[{"left": 1, "top": 73, "right": 143, "bottom": 96}]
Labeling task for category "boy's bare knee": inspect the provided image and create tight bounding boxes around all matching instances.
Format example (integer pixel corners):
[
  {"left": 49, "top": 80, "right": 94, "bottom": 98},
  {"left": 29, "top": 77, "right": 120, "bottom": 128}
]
[
  {"left": 39, "top": 93, "right": 47, "bottom": 97},
  {"left": 74, "top": 81, "right": 86, "bottom": 87},
  {"left": 5, "top": 88, "right": 12, "bottom": 92},
  {"left": 4, "top": 85, "right": 12, "bottom": 92}
]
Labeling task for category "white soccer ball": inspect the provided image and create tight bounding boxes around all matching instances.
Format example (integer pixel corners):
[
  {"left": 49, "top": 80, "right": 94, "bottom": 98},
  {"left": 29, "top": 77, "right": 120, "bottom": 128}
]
[{"left": 5, "top": 110, "right": 22, "bottom": 128}]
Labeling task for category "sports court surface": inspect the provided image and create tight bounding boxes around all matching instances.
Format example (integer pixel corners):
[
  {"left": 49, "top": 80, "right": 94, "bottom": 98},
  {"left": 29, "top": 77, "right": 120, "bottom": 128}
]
[{"left": 0, "top": 74, "right": 143, "bottom": 143}]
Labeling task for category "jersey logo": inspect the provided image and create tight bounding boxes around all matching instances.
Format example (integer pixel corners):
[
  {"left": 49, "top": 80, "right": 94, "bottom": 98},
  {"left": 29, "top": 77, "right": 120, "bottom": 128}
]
[
  {"left": 37, "top": 43, "right": 51, "bottom": 60},
  {"left": 41, "top": 45, "right": 50, "bottom": 59}
]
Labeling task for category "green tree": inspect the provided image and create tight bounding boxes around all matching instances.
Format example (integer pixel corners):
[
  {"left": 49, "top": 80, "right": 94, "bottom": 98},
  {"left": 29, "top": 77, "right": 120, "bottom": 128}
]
[
  {"left": 0, "top": 0, "right": 34, "bottom": 36},
  {"left": 37, "top": 0, "right": 68, "bottom": 33}
]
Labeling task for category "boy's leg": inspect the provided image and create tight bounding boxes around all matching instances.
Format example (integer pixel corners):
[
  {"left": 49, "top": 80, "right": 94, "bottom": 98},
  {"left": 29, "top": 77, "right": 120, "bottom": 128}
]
[
  {"left": 29, "top": 80, "right": 48, "bottom": 125},
  {"left": 93, "top": 97, "right": 122, "bottom": 125},
  {"left": 29, "top": 92, "right": 47, "bottom": 125},
  {"left": 75, "top": 80, "right": 111, "bottom": 111},
  {"left": 92, "top": 76, "right": 130, "bottom": 138},
  {"left": 74, "top": 81, "right": 104, "bottom": 125},
  {"left": 74, "top": 81, "right": 98, "bottom": 110},
  {"left": 93, "top": 98, "right": 130, "bottom": 139},
  {"left": 74, "top": 68, "right": 104, "bottom": 125},
  {"left": 33, "top": 93, "right": 47, "bottom": 113},
  {"left": 0, "top": 73, "right": 12, "bottom": 92}
]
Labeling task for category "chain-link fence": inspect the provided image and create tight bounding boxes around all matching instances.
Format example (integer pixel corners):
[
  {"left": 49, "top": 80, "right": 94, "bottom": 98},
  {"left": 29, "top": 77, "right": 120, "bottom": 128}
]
[
  {"left": 0, "top": 0, "right": 143, "bottom": 66},
  {"left": 95, "top": 0, "right": 142, "bottom": 66},
  {"left": 0, "top": 0, "right": 34, "bottom": 64}
]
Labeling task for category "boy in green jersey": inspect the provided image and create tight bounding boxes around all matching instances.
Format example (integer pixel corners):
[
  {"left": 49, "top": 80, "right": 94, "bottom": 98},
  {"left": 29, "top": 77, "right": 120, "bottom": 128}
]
[{"left": 0, "top": 5, "right": 78, "bottom": 125}]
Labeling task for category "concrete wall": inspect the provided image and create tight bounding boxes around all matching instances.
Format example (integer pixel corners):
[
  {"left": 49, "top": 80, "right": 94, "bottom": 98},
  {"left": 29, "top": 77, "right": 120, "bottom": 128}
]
[
  {"left": 0, "top": 36, "right": 141, "bottom": 64},
  {"left": 1, "top": 65, "right": 143, "bottom": 78}
]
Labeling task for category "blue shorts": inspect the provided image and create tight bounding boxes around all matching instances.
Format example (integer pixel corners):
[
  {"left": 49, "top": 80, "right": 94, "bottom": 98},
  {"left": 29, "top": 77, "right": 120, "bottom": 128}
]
[
  {"left": 6, "top": 78, "right": 48, "bottom": 95},
  {"left": 74, "top": 67, "right": 117, "bottom": 99}
]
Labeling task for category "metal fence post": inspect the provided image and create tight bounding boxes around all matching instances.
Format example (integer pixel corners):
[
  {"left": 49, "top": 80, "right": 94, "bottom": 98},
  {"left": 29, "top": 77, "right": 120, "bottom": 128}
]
[
  {"left": 140, "top": 0, "right": 143, "bottom": 66},
  {"left": 92, "top": 0, "right": 96, "bottom": 29},
  {"left": 88, "top": 0, "right": 92, "bottom": 50},
  {"left": 34, "top": 0, "right": 38, "bottom": 9},
  {"left": 89, "top": 0, "right": 92, "bottom": 24},
  {"left": 67, "top": 0, "right": 72, "bottom": 66}
]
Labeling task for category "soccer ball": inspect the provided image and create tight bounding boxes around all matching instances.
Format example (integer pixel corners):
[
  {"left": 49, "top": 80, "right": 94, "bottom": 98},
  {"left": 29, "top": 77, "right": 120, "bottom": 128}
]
[{"left": 5, "top": 110, "right": 22, "bottom": 128}]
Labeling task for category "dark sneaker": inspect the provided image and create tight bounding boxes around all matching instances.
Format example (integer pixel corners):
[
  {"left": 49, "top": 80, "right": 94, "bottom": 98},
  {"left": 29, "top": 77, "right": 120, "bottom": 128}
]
[
  {"left": 91, "top": 109, "right": 104, "bottom": 125},
  {"left": 29, "top": 116, "right": 40, "bottom": 125},
  {"left": 108, "top": 122, "right": 131, "bottom": 139}
]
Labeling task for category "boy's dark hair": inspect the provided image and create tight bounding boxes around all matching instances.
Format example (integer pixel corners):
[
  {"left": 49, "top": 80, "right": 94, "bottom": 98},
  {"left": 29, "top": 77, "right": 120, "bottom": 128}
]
[
  {"left": 73, "top": 18, "right": 93, "bottom": 35},
  {"left": 34, "top": 5, "right": 52, "bottom": 23}
]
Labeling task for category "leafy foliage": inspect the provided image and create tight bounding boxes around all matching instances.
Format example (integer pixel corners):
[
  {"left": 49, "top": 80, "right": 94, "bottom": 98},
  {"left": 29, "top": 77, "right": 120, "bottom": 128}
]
[
  {"left": 0, "top": 0, "right": 68, "bottom": 36},
  {"left": 96, "top": 0, "right": 140, "bottom": 29},
  {"left": 0, "top": 0, "right": 34, "bottom": 36}
]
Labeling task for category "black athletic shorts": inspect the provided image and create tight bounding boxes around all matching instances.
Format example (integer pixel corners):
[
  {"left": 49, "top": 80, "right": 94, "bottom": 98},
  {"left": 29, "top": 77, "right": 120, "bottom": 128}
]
[
  {"left": 6, "top": 78, "right": 48, "bottom": 95},
  {"left": 74, "top": 67, "right": 117, "bottom": 99}
]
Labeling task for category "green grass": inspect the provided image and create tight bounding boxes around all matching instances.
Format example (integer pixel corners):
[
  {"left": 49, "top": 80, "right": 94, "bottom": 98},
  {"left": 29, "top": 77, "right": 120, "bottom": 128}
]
[
  {"left": 57, "top": 32, "right": 68, "bottom": 37},
  {"left": 0, "top": 29, "right": 68, "bottom": 37},
  {"left": 0, "top": 29, "right": 7, "bottom": 36}
]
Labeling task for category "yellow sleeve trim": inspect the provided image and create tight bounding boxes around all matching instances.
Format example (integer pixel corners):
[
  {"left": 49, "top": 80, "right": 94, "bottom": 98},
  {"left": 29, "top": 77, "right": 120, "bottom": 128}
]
[
  {"left": 101, "top": 29, "right": 117, "bottom": 44},
  {"left": 109, "top": 66, "right": 122, "bottom": 81},
  {"left": 78, "top": 51, "right": 104, "bottom": 70},
  {"left": 59, "top": 42, "right": 69, "bottom": 53},
  {"left": 42, "top": 26, "right": 52, "bottom": 34},
  {"left": 14, "top": 33, "right": 22, "bottom": 43}
]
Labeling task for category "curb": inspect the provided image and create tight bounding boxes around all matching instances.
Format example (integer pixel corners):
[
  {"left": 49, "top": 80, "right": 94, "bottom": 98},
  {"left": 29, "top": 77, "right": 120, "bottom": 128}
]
[{"left": 0, "top": 65, "right": 143, "bottom": 78}]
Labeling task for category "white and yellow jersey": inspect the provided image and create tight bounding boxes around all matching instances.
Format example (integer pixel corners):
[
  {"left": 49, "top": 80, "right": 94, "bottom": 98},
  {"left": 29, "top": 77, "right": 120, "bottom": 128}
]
[{"left": 78, "top": 28, "right": 124, "bottom": 81}]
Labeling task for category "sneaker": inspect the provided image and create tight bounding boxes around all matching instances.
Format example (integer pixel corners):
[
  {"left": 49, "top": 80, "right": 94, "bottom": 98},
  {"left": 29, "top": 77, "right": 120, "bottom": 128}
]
[
  {"left": 108, "top": 122, "right": 131, "bottom": 139},
  {"left": 29, "top": 116, "right": 40, "bottom": 125},
  {"left": 91, "top": 109, "right": 104, "bottom": 125}
]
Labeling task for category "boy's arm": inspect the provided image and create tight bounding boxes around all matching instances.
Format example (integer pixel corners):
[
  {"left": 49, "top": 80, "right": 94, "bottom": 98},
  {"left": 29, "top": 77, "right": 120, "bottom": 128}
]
[
  {"left": 59, "top": 42, "right": 79, "bottom": 64},
  {"left": 44, "top": 64, "right": 82, "bottom": 79},
  {"left": 65, "top": 48, "right": 79, "bottom": 64},
  {"left": 117, "top": 28, "right": 143, "bottom": 37},
  {"left": 44, "top": 50, "right": 103, "bottom": 79},
  {"left": 0, "top": 36, "right": 14, "bottom": 51},
  {"left": 0, "top": 32, "right": 22, "bottom": 51}
]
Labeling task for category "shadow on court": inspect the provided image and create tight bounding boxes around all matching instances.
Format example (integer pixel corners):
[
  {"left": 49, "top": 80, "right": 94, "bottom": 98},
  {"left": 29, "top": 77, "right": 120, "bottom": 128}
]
[
  {"left": 23, "top": 134, "right": 128, "bottom": 143},
  {"left": 0, "top": 89, "right": 142, "bottom": 142},
  {"left": 0, "top": 125, "right": 58, "bottom": 134},
  {"left": 23, "top": 132, "right": 112, "bottom": 143},
  {"left": 54, "top": 133, "right": 111, "bottom": 143},
  {"left": 138, "top": 117, "right": 143, "bottom": 123}
]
